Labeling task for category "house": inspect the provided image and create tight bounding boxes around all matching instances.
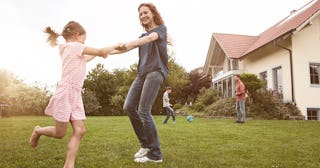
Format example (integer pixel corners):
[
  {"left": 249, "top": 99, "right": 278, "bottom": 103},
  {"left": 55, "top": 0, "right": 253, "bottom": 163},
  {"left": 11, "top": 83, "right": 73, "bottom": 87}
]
[{"left": 203, "top": 0, "right": 320, "bottom": 120}]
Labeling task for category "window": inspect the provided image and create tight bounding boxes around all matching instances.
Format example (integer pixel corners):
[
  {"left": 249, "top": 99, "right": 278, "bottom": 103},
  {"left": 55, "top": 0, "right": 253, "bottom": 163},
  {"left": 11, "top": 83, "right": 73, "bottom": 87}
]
[
  {"left": 231, "top": 59, "right": 239, "bottom": 70},
  {"left": 259, "top": 71, "right": 267, "bottom": 89},
  {"left": 307, "top": 108, "right": 319, "bottom": 120},
  {"left": 273, "top": 67, "right": 283, "bottom": 98},
  {"left": 227, "top": 77, "right": 232, "bottom": 98},
  {"left": 228, "top": 59, "right": 239, "bottom": 70},
  {"left": 310, "top": 63, "right": 320, "bottom": 85}
]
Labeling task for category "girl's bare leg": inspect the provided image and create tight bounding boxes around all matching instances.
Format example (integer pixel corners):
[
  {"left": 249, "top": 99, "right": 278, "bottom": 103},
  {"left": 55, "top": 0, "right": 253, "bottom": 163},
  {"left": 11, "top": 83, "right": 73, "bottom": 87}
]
[
  {"left": 63, "top": 120, "right": 86, "bottom": 168},
  {"left": 29, "top": 121, "right": 68, "bottom": 148}
]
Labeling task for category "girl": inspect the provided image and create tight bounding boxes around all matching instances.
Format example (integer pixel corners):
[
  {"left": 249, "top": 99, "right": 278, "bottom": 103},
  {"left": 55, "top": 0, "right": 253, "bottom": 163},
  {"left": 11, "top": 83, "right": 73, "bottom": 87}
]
[
  {"left": 111, "top": 3, "right": 169, "bottom": 163},
  {"left": 29, "top": 21, "right": 122, "bottom": 168}
]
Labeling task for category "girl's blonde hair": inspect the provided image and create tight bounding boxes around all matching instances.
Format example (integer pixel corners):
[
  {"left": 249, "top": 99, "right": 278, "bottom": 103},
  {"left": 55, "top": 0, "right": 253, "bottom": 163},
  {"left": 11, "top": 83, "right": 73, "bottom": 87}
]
[{"left": 44, "top": 21, "right": 86, "bottom": 47}]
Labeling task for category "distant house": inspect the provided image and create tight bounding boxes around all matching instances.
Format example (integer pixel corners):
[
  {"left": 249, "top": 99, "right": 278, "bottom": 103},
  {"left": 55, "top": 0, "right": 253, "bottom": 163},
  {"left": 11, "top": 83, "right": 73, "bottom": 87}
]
[{"left": 203, "top": 0, "right": 320, "bottom": 120}]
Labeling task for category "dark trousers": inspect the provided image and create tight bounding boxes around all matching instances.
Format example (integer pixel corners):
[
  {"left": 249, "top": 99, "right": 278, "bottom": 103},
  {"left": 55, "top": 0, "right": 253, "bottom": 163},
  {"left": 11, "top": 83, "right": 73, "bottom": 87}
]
[{"left": 163, "top": 106, "right": 176, "bottom": 123}]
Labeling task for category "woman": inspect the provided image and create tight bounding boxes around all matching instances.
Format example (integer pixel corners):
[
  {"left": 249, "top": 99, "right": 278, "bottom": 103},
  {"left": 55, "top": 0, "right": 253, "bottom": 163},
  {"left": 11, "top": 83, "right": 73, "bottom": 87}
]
[{"left": 111, "top": 2, "right": 168, "bottom": 163}]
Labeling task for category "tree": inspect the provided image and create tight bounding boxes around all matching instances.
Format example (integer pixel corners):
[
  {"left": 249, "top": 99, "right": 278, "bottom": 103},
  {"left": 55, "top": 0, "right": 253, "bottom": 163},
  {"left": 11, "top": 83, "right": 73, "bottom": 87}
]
[
  {"left": 240, "top": 73, "right": 263, "bottom": 94},
  {"left": 82, "top": 89, "right": 101, "bottom": 115},
  {"left": 0, "top": 69, "right": 20, "bottom": 103},
  {"left": 83, "top": 64, "right": 117, "bottom": 115},
  {"left": 0, "top": 69, "right": 50, "bottom": 116},
  {"left": 187, "top": 67, "right": 211, "bottom": 102},
  {"left": 7, "top": 82, "right": 50, "bottom": 115},
  {"left": 108, "top": 66, "right": 136, "bottom": 115},
  {"left": 83, "top": 64, "right": 137, "bottom": 115},
  {"left": 152, "top": 57, "right": 190, "bottom": 114}
]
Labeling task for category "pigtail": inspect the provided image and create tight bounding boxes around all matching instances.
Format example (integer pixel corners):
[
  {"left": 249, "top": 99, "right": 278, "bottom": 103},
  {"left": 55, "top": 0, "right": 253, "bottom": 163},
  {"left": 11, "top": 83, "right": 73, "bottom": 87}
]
[{"left": 44, "top": 27, "right": 60, "bottom": 47}]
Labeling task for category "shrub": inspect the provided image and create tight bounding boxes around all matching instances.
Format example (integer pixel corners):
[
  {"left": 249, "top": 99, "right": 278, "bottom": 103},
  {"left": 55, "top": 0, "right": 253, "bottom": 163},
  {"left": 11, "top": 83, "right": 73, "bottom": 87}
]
[
  {"left": 191, "top": 102, "right": 205, "bottom": 112},
  {"left": 173, "top": 103, "right": 183, "bottom": 110},
  {"left": 191, "top": 87, "right": 219, "bottom": 111},
  {"left": 188, "top": 88, "right": 302, "bottom": 120},
  {"left": 240, "top": 73, "right": 263, "bottom": 94},
  {"left": 175, "top": 105, "right": 191, "bottom": 116},
  {"left": 247, "top": 89, "right": 301, "bottom": 119},
  {"left": 204, "top": 98, "right": 236, "bottom": 117}
]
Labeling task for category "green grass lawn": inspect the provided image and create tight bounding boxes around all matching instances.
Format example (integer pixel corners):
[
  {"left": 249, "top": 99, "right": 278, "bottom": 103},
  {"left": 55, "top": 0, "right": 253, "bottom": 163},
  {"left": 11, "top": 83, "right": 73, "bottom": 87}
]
[{"left": 1, "top": 116, "right": 320, "bottom": 168}]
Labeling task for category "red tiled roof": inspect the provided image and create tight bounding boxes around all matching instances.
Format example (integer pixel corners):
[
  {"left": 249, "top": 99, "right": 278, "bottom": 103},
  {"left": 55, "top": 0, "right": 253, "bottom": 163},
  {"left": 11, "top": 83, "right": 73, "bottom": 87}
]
[
  {"left": 213, "top": 0, "right": 320, "bottom": 59},
  {"left": 213, "top": 33, "right": 258, "bottom": 58}
]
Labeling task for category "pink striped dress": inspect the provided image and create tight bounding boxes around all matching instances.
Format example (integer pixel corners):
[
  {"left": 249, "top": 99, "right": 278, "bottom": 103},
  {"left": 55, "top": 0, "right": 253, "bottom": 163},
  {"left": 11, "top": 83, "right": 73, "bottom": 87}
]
[{"left": 45, "top": 42, "right": 87, "bottom": 122}]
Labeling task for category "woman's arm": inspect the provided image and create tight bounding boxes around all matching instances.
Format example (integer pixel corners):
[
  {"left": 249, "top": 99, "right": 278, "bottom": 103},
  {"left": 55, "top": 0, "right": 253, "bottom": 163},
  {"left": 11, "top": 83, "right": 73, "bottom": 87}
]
[
  {"left": 109, "top": 47, "right": 131, "bottom": 55},
  {"left": 83, "top": 44, "right": 122, "bottom": 58},
  {"left": 109, "top": 32, "right": 159, "bottom": 55},
  {"left": 126, "top": 32, "right": 159, "bottom": 49}
]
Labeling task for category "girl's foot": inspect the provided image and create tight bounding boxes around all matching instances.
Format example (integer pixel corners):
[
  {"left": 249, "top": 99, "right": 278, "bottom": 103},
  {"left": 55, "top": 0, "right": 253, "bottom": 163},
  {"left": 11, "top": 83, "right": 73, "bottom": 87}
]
[{"left": 29, "top": 126, "right": 41, "bottom": 148}]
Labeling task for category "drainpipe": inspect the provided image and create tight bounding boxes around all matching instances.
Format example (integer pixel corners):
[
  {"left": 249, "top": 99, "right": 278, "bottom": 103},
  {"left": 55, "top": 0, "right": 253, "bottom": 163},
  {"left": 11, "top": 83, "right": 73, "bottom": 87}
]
[{"left": 275, "top": 39, "right": 295, "bottom": 104}]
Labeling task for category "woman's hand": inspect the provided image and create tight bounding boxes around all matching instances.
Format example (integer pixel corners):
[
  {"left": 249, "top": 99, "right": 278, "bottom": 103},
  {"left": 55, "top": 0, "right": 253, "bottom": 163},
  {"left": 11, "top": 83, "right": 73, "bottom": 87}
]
[{"left": 115, "top": 43, "right": 127, "bottom": 51}]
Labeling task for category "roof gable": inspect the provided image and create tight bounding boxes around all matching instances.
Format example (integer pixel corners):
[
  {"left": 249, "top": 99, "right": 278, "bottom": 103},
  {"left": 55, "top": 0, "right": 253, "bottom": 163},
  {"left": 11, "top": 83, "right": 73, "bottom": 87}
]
[
  {"left": 243, "top": 0, "right": 320, "bottom": 56},
  {"left": 212, "top": 0, "right": 320, "bottom": 58},
  {"left": 213, "top": 33, "right": 258, "bottom": 58}
]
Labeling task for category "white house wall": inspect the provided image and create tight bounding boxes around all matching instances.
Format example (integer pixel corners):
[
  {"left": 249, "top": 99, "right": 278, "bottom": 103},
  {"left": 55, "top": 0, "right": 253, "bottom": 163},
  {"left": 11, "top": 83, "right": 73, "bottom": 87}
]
[
  {"left": 291, "top": 15, "right": 320, "bottom": 117},
  {"left": 242, "top": 43, "right": 293, "bottom": 103}
]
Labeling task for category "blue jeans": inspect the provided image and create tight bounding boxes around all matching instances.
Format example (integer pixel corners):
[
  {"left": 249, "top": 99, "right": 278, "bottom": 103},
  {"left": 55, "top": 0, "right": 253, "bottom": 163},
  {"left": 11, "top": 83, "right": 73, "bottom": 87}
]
[
  {"left": 163, "top": 106, "right": 176, "bottom": 123},
  {"left": 123, "top": 71, "right": 164, "bottom": 160},
  {"left": 236, "top": 100, "right": 246, "bottom": 122}
]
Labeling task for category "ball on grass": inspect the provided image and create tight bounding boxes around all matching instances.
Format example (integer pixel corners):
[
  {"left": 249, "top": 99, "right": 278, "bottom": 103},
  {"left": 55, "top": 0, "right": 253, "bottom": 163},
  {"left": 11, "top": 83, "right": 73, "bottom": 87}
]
[{"left": 186, "top": 115, "right": 193, "bottom": 122}]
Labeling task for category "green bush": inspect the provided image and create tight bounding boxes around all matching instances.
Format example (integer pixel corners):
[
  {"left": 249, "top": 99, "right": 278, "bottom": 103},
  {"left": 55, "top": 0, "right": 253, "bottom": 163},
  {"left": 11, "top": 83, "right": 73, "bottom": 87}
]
[
  {"left": 205, "top": 98, "right": 235, "bottom": 117},
  {"left": 191, "top": 102, "right": 206, "bottom": 112},
  {"left": 186, "top": 88, "right": 302, "bottom": 120},
  {"left": 240, "top": 73, "right": 263, "bottom": 94},
  {"left": 191, "top": 87, "right": 220, "bottom": 111},
  {"left": 247, "top": 89, "right": 301, "bottom": 119},
  {"left": 175, "top": 73, "right": 302, "bottom": 120},
  {"left": 285, "top": 103, "right": 301, "bottom": 116},
  {"left": 173, "top": 103, "right": 183, "bottom": 110}
]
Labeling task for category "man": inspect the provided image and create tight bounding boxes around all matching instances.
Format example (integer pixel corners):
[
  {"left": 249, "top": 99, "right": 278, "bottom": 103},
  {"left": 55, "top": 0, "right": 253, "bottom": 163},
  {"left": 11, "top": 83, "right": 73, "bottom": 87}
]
[
  {"left": 163, "top": 86, "right": 176, "bottom": 124},
  {"left": 235, "top": 75, "right": 246, "bottom": 123}
]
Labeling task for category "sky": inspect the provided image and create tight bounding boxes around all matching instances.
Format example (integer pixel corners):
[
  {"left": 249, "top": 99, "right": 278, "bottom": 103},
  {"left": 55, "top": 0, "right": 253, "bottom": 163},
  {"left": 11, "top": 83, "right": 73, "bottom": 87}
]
[{"left": 0, "top": 0, "right": 313, "bottom": 86}]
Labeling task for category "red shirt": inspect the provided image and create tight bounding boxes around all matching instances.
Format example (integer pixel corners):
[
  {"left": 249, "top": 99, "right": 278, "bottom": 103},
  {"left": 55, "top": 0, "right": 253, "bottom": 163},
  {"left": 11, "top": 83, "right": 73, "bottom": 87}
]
[{"left": 236, "top": 80, "right": 246, "bottom": 101}]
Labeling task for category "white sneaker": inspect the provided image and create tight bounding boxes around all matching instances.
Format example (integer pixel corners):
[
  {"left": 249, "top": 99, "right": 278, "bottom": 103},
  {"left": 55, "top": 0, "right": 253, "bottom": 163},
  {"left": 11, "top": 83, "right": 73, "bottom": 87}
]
[
  {"left": 134, "top": 156, "right": 163, "bottom": 163},
  {"left": 134, "top": 148, "right": 150, "bottom": 158}
]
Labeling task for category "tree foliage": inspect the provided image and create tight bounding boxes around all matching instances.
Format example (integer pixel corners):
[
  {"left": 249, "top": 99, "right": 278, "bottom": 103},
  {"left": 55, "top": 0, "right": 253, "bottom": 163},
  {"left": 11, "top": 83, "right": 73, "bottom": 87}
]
[
  {"left": 190, "top": 87, "right": 220, "bottom": 112},
  {"left": 83, "top": 64, "right": 136, "bottom": 116},
  {"left": 82, "top": 89, "right": 101, "bottom": 116},
  {"left": 187, "top": 67, "right": 211, "bottom": 102},
  {"left": 240, "top": 73, "right": 263, "bottom": 94},
  {"left": 1, "top": 65, "right": 303, "bottom": 119},
  {"left": 0, "top": 69, "right": 50, "bottom": 116},
  {"left": 186, "top": 73, "right": 302, "bottom": 119},
  {"left": 153, "top": 57, "right": 190, "bottom": 114},
  {"left": 83, "top": 57, "right": 191, "bottom": 115}
]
